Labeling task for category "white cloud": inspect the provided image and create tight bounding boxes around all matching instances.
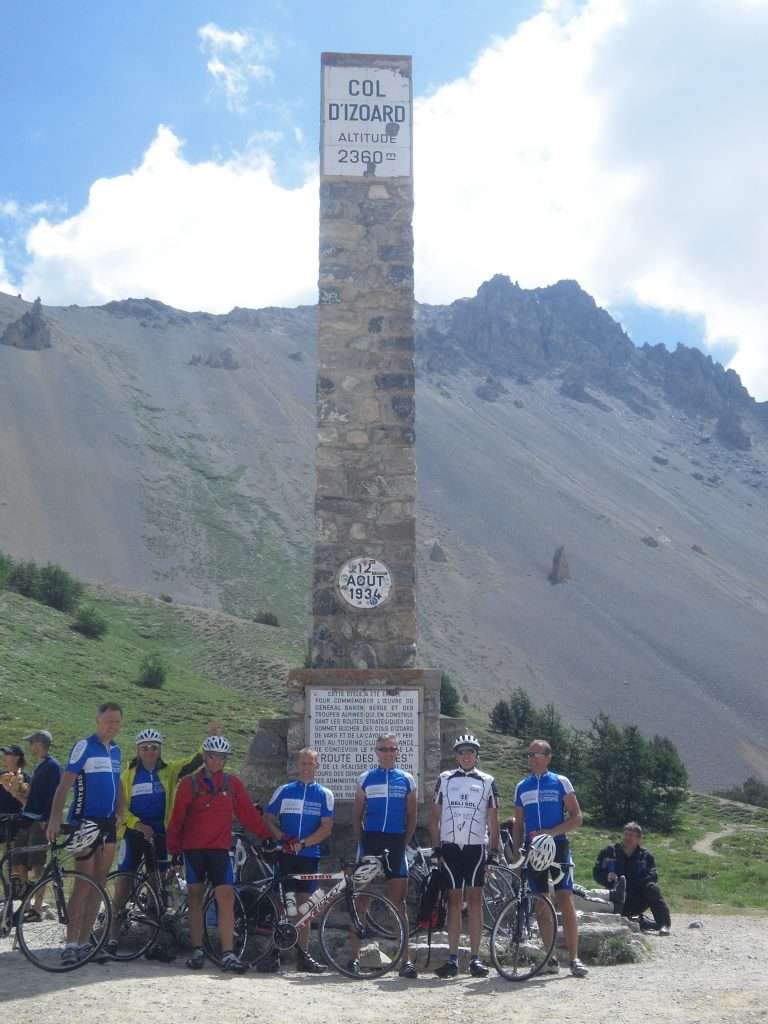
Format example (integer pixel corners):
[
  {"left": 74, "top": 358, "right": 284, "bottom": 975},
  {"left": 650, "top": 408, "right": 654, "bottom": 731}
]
[
  {"left": 198, "top": 21, "right": 275, "bottom": 113},
  {"left": 1, "top": 200, "right": 20, "bottom": 219},
  {"left": 20, "top": 126, "right": 317, "bottom": 312},
  {"left": 9, "top": 0, "right": 768, "bottom": 398}
]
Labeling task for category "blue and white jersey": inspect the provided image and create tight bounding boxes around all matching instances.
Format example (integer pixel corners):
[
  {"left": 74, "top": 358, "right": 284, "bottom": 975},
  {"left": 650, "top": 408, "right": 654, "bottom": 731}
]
[
  {"left": 266, "top": 780, "right": 335, "bottom": 858},
  {"left": 129, "top": 765, "right": 167, "bottom": 832},
  {"left": 359, "top": 767, "right": 415, "bottom": 834},
  {"left": 514, "top": 770, "right": 575, "bottom": 861},
  {"left": 66, "top": 734, "right": 121, "bottom": 822},
  {"left": 434, "top": 768, "right": 498, "bottom": 847}
]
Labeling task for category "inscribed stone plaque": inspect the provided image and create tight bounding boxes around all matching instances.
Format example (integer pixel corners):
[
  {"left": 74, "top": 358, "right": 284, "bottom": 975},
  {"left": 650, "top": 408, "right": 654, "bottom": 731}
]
[
  {"left": 308, "top": 687, "right": 421, "bottom": 799},
  {"left": 321, "top": 56, "right": 412, "bottom": 178}
]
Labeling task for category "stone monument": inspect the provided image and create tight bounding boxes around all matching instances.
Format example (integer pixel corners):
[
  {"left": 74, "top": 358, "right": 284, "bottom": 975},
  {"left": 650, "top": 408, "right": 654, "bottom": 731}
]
[{"left": 245, "top": 54, "right": 463, "bottom": 831}]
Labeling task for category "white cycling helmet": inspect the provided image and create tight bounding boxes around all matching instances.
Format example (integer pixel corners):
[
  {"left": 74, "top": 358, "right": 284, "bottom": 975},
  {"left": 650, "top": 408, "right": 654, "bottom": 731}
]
[
  {"left": 353, "top": 855, "right": 383, "bottom": 886},
  {"left": 202, "top": 735, "right": 232, "bottom": 755},
  {"left": 453, "top": 734, "right": 480, "bottom": 753},
  {"left": 527, "top": 834, "right": 557, "bottom": 872},
  {"left": 135, "top": 728, "right": 164, "bottom": 745},
  {"left": 66, "top": 819, "right": 103, "bottom": 857}
]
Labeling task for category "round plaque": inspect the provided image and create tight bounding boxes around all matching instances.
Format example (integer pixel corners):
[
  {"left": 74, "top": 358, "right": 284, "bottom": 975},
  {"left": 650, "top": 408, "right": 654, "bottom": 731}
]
[{"left": 338, "top": 557, "right": 392, "bottom": 609}]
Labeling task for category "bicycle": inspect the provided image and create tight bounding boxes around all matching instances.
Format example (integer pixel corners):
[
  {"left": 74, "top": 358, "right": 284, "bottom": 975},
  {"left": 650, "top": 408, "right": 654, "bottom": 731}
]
[
  {"left": 0, "top": 813, "right": 112, "bottom": 972},
  {"left": 488, "top": 845, "right": 558, "bottom": 982},
  {"left": 203, "top": 844, "right": 406, "bottom": 978}
]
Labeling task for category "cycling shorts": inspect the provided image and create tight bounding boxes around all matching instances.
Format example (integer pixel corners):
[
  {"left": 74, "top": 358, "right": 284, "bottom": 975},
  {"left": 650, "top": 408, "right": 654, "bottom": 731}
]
[
  {"left": 118, "top": 829, "right": 168, "bottom": 872},
  {"left": 527, "top": 862, "right": 574, "bottom": 894},
  {"left": 359, "top": 831, "right": 408, "bottom": 879},
  {"left": 70, "top": 816, "right": 117, "bottom": 857},
  {"left": 184, "top": 849, "right": 233, "bottom": 887},
  {"left": 278, "top": 852, "right": 320, "bottom": 895},
  {"left": 440, "top": 843, "right": 486, "bottom": 890}
]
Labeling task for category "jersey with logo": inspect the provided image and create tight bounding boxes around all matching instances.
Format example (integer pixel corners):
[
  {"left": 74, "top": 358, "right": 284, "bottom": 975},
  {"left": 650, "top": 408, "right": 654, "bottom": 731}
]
[
  {"left": 433, "top": 768, "right": 498, "bottom": 846},
  {"left": 359, "top": 767, "right": 415, "bottom": 834},
  {"left": 66, "top": 734, "right": 121, "bottom": 821},
  {"left": 266, "top": 780, "right": 335, "bottom": 858},
  {"left": 514, "top": 770, "right": 575, "bottom": 862},
  {"left": 128, "top": 765, "right": 167, "bottom": 832}
]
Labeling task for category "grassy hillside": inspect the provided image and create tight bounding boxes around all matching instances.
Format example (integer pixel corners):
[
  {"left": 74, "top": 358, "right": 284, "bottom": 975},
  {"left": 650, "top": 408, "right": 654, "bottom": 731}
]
[
  {"left": 0, "top": 585, "right": 303, "bottom": 760},
  {"left": 477, "top": 724, "right": 768, "bottom": 912}
]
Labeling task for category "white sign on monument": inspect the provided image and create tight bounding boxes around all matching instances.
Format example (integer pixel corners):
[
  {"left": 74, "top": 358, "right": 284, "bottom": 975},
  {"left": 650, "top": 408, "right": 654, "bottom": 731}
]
[
  {"left": 338, "top": 556, "right": 392, "bottom": 609},
  {"left": 321, "top": 56, "right": 412, "bottom": 178},
  {"left": 308, "top": 687, "right": 421, "bottom": 799}
]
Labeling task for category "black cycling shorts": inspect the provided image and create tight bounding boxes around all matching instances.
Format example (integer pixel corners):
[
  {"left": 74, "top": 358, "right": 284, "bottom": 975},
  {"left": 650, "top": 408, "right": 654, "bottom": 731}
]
[
  {"left": 278, "top": 853, "right": 320, "bottom": 894},
  {"left": 184, "top": 849, "right": 233, "bottom": 887},
  {"left": 440, "top": 843, "right": 486, "bottom": 889},
  {"left": 358, "top": 831, "right": 408, "bottom": 879}
]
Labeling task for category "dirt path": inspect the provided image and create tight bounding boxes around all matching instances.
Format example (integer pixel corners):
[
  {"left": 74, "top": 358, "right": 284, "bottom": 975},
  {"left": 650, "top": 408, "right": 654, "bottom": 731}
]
[
  {"left": 2, "top": 914, "right": 767, "bottom": 1024},
  {"left": 693, "top": 824, "right": 765, "bottom": 856}
]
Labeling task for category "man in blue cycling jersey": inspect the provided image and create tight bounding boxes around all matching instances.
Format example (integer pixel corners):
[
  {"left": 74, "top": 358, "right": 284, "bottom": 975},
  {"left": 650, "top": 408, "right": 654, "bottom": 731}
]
[
  {"left": 352, "top": 733, "right": 417, "bottom": 978},
  {"left": 264, "top": 747, "right": 334, "bottom": 974},
  {"left": 47, "top": 702, "right": 124, "bottom": 964},
  {"left": 513, "top": 738, "right": 588, "bottom": 978}
]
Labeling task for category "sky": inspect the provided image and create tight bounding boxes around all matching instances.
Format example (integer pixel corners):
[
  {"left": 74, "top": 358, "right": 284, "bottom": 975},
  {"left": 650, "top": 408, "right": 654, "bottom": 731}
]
[{"left": 1, "top": 0, "right": 767, "bottom": 398}]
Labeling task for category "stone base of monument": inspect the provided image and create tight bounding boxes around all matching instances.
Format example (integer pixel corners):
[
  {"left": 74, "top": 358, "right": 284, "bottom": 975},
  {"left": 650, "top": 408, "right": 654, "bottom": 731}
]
[
  {"left": 551, "top": 911, "right": 646, "bottom": 963},
  {"left": 243, "top": 667, "right": 468, "bottom": 853},
  {"left": 573, "top": 887, "right": 619, "bottom": 913}
]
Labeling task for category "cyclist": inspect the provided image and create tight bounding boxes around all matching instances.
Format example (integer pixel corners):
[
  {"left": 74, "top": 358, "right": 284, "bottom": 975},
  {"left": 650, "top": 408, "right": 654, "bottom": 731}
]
[
  {"left": 46, "top": 702, "right": 125, "bottom": 965},
  {"left": 263, "top": 747, "right": 335, "bottom": 973},
  {"left": 352, "top": 733, "right": 418, "bottom": 979},
  {"left": 166, "top": 733, "right": 272, "bottom": 973},
  {"left": 107, "top": 721, "right": 219, "bottom": 959},
  {"left": 10, "top": 730, "right": 61, "bottom": 919},
  {"left": 431, "top": 734, "right": 500, "bottom": 979},
  {"left": 513, "top": 738, "right": 588, "bottom": 978}
]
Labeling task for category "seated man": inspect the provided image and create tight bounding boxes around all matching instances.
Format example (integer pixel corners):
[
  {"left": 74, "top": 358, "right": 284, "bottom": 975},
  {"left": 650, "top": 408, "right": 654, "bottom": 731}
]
[{"left": 592, "top": 821, "right": 671, "bottom": 934}]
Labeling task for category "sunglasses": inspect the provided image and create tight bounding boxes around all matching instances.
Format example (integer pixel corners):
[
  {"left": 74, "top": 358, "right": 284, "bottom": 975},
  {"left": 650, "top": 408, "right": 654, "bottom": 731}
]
[
  {"left": 376, "top": 747, "right": 398, "bottom": 753},
  {"left": 526, "top": 751, "right": 548, "bottom": 758},
  {"left": 139, "top": 744, "right": 160, "bottom": 752}
]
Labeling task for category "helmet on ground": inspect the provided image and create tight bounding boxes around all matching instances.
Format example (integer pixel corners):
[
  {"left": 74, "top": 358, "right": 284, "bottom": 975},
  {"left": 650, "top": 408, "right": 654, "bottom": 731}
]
[
  {"left": 135, "top": 728, "right": 164, "bottom": 745},
  {"left": 67, "top": 819, "right": 103, "bottom": 857},
  {"left": 453, "top": 734, "right": 480, "bottom": 753},
  {"left": 202, "top": 735, "right": 232, "bottom": 755},
  {"left": 527, "top": 833, "right": 557, "bottom": 872},
  {"left": 353, "top": 855, "right": 383, "bottom": 886}
]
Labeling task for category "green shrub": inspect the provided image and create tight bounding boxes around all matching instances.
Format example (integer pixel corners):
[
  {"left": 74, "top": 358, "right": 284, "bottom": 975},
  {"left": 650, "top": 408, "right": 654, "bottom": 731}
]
[
  {"left": 138, "top": 653, "right": 167, "bottom": 689},
  {"left": 0, "top": 550, "right": 12, "bottom": 589},
  {"left": 6, "top": 560, "right": 41, "bottom": 599},
  {"left": 254, "top": 610, "right": 280, "bottom": 627},
  {"left": 71, "top": 604, "right": 108, "bottom": 638},
  {"left": 594, "top": 935, "right": 644, "bottom": 966},
  {"left": 36, "top": 563, "right": 84, "bottom": 613}
]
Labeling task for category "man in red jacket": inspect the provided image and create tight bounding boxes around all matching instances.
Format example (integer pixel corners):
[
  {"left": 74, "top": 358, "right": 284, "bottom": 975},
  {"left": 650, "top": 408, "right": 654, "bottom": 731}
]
[{"left": 166, "top": 734, "right": 271, "bottom": 972}]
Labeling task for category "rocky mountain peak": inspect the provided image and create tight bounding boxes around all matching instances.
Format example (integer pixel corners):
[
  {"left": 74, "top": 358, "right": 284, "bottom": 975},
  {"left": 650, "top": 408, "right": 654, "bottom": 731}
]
[{"left": 0, "top": 297, "right": 52, "bottom": 351}]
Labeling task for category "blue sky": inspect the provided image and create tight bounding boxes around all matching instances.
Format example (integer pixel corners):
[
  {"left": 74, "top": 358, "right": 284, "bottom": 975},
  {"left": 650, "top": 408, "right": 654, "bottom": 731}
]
[{"left": 2, "top": 0, "right": 767, "bottom": 398}]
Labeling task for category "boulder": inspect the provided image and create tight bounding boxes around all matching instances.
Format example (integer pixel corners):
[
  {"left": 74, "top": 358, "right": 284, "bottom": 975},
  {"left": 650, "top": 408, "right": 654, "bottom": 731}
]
[
  {"left": 549, "top": 545, "right": 570, "bottom": 584},
  {"left": 429, "top": 540, "right": 448, "bottom": 563}
]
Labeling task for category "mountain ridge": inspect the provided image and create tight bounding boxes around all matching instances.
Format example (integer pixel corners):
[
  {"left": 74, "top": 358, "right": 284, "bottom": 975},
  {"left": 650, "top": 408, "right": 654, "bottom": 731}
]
[{"left": 1, "top": 280, "right": 766, "bottom": 788}]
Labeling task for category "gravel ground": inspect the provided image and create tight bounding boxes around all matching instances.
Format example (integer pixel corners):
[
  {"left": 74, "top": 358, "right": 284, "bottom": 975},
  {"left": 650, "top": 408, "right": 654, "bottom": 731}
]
[{"left": 1, "top": 915, "right": 766, "bottom": 1023}]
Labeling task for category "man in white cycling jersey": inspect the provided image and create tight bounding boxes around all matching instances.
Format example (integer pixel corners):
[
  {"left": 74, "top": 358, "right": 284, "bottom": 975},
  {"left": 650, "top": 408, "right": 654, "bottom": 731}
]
[{"left": 431, "top": 734, "right": 500, "bottom": 978}]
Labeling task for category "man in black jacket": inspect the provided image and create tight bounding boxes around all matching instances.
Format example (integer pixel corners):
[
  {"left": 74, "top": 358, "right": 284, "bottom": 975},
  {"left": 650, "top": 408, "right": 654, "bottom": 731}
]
[{"left": 593, "top": 821, "right": 671, "bottom": 934}]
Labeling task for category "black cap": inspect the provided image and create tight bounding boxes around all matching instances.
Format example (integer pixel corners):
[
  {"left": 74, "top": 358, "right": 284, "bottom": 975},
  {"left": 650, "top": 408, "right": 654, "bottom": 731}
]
[
  {"left": 23, "top": 730, "right": 53, "bottom": 746},
  {"left": 1, "top": 744, "right": 24, "bottom": 758}
]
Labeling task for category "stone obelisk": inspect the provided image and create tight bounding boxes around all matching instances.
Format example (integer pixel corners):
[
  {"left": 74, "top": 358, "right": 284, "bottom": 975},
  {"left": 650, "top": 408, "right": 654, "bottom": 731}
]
[{"left": 247, "top": 55, "right": 450, "bottom": 821}]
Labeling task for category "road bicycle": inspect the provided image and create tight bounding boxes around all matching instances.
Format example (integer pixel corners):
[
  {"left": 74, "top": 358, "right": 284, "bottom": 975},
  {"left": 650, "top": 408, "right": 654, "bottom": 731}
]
[
  {"left": 488, "top": 845, "right": 558, "bottom": 981},
  {"left": 0, "top": 813, "right": 112, "bottom": 972},
  {"left": 203, "top": 845, "right": 405, "bottom": 978}
]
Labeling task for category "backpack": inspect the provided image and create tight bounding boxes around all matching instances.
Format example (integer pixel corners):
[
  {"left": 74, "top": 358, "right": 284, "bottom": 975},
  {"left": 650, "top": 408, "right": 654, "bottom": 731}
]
[
  {"left": 417, "top": 864, "right": 448, "bottom": 965},
  {"left": 190, "top": 768, "right": 230, "bottom": 802}
]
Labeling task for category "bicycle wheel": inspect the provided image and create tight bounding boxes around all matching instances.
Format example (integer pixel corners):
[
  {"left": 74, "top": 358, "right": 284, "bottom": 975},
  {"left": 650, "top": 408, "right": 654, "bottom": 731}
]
[
  {"left": 235, "top": 885, "right": 279, "bottom": 967},
  {"left": 102, "top": 871, "right": 161, "bottom": 960},
  {"left": 319, "top": 890, "right": 405, "bottom": 979},
  {"left": 490, "top": 892, "right": 557, "bottom": 982},
  {"left": 16, "top": 870, "right": 112, "bottom": 972},
  {"left": 202, "top": 886, "right": 249, "bottom": 966},
  {"left": 483, "top": 866, "right": 518, "bottom": 932}
]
